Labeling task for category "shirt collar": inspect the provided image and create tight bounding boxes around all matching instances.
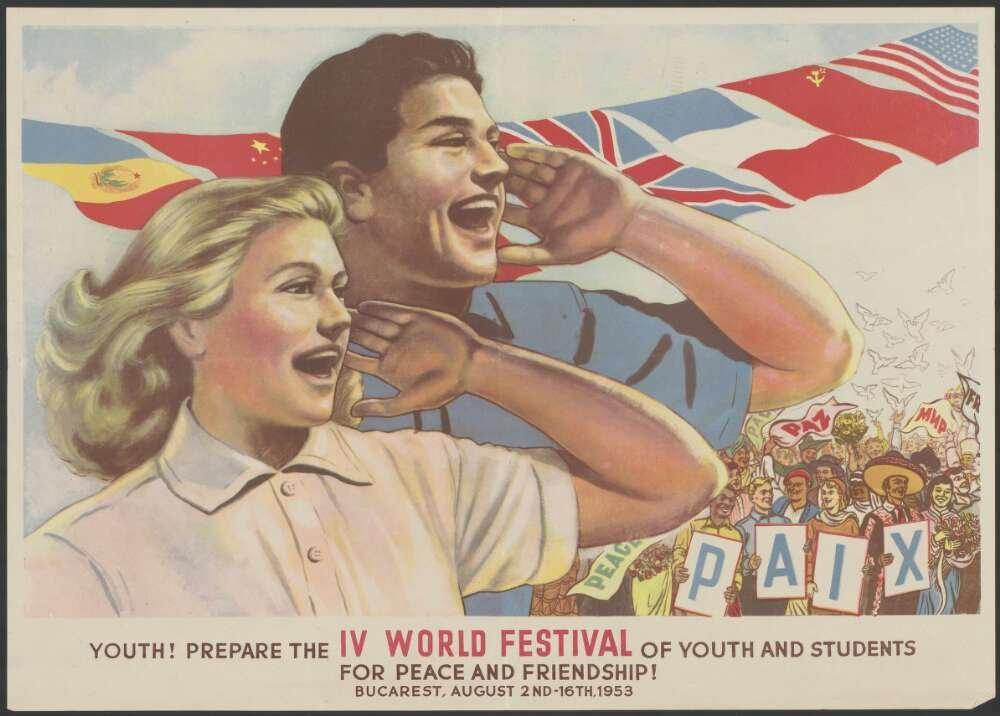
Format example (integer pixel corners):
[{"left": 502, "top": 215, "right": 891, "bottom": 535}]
[{"left": 157, "top": 403, "right": 374, "bottom": 514}]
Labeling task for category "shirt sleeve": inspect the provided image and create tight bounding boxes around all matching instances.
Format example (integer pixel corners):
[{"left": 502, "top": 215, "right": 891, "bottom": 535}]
[
  {"left": 578, "top": 289, "right": 752, "bottom": 449},
  {"left": 441, "top": 437, "right": 580, "bottom": 596},
  {"left": 23, "top": 532, "right": 120, "bottom": 617},
  {"left": 671, "top": 522, "right": 694, "bottom": 572}
]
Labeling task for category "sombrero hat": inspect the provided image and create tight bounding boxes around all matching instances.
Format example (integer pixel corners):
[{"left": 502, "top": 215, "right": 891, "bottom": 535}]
[{"left": 863, "top": 451, "right": 926, "bottom": 496}]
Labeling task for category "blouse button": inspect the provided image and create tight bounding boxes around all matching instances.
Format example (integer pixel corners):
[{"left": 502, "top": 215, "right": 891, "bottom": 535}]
[
  {"left": 306, "top": 546, "right": 324, "bottom": 563},
  {"left": 280, "top": 480, "right": 297, "bottom": 497}
]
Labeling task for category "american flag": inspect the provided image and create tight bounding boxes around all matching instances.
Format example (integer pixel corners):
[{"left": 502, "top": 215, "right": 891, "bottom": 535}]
[{"left": 21, "top": 25, "right": 979, "bottom": 265}]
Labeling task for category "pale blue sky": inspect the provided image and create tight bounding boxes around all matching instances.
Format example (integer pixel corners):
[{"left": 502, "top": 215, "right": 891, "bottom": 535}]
[{"left": 22, "top": 23, "right": 975, "bottom": 130}]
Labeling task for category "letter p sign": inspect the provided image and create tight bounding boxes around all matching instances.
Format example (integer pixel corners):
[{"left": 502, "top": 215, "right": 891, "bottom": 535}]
[{"left": 674, "top": 532, "right": 742, "bottom": 616}]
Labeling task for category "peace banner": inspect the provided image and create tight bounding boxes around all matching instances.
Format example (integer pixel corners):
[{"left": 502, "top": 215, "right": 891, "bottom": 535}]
[
  {"left": 768, "top": 397, "right": 857, "bottom": 447},
  {"left": 902, "top": 399, "right": 958, "bottom": 436},
  {"left": 567, "top": 537, "right": 661, "bottom": 600}
]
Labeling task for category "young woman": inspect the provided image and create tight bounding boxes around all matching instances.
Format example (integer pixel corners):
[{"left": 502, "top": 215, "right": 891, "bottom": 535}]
[
  {"left": 916, "top": 476, "right": 976, "bottom": 615},
  {"left": 25, "top": 176, "right": 727, "bottom": 617},
  {"left": 805, "top": 476, "right": 861, "bottom": 615}
]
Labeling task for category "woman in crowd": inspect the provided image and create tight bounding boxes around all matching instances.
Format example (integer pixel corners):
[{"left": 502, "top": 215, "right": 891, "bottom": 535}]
[
  {"left": 916, "top": 476, "right": 976, "bottom": 615},
  {"left": 805, "top": 476, "right": 861, "bottom": 615},
  {"left": 25, "top": 176, "right": 727, "bottom": 617}
]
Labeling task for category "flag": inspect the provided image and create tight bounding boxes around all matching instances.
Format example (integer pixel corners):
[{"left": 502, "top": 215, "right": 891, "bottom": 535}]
[
  {"left": 902, "top": 398, "right": 958, "bottom": 437},
  {"left": 768, "top": 397, "right": 858, "bottom": 448},
  {"left": 722, "top": 25, "right": 978, "bottom": 164},
  {"left": 21, "top": 119, "right": 202, "bottom": 230},
  {"left": 742, "top": 409, "right": 783, "bottom": 452},
  {"left": 21, "top": 25, "right": 978, "bottom": 274},
  {"left": 957, "top": 372, "right": 981, "bottom": 439}
]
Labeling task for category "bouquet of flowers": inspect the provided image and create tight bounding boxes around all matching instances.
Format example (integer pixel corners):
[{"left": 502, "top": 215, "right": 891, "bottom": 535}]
[
  {"left": 627, "top": 542, "right": 673, "bottom": 581},
  {"left": 945, "top": 512, "right": 981, "bottom": 560}
]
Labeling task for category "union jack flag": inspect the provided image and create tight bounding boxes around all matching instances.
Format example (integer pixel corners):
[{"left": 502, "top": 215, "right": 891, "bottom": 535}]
[{"left": 499, "top": 25, "right": 978, "bottom": 222}]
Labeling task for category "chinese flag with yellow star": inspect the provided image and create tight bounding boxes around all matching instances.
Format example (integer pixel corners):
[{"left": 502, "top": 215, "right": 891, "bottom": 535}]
[{"left": 118, "top": 130, "right": 283, "bottom": 177}]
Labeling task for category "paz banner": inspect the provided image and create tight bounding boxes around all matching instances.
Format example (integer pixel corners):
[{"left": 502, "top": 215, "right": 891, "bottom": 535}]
[{"left": 768, "top": 397, "right": 857, "bottom": 447}]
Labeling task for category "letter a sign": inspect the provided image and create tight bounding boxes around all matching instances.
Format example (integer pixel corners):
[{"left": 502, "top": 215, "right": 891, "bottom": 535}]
[
  {"left": 674, "top": 532, "right": 742, "bottom": 616},
  {"left": 756, "top": 524, "right": 807, "bottom": 599},
  {"left": 883, "top": 521, "right": 931, "bottom": 597}
]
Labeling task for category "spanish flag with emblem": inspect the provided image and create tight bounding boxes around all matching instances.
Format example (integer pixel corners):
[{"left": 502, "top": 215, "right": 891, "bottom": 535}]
[{"left": 22, "top": 119, "right": 282, "bottom": 230}]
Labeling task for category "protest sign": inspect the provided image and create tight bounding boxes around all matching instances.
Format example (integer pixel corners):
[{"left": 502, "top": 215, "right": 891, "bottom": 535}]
[
  {"left": 673, "top": 532, "right": 742, "bottom": 617},
  {"left": 883, "top": 521, "right": 931, "bottom": 597},
  {"left": 755, "top": 524, "right": 807, "bottom": 600},
  {"left": 811, "top": 532, "right": 869, "bottom": 614}
]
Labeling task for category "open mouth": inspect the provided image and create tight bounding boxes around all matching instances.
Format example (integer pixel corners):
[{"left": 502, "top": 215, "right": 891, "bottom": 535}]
[
  {"left": 448, "top": 195, "right": 498, "bottom": 233},
  {"left": 292, "top": 346, "right": 341, "bottom": 380}
]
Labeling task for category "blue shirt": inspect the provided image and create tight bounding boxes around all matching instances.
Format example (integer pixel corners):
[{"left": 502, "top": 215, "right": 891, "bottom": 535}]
[
  {"left": 359, "top": 281, "right": 753, "bottom": 615},
  {"left": 771, "top": 496, "right": 821, "bottom": 525},
  {"left": 736, "top": 510, "right": 791, "bottom": 575}
]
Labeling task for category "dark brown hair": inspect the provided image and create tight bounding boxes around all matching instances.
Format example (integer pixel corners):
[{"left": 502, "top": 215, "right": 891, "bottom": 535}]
[{"left": 281, "top": 33, "right": 483, "bottom": 175}]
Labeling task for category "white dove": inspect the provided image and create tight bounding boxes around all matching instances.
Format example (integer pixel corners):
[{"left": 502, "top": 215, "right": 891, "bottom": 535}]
[
  {"left": 928, "top": 268, "right": 956, "bottom": 294},
  {"left": 856, "top": 303, "right": 892, "bottom": 331},
  {"left": 897, "top": 308, "right": 929, "bottom": 341},
  {"left": 856, "top": 271, "right": 878, "bottom": 282},
  {"left": 867, "top": 349, "right": 897, "bottom": 374},
  {"left": 883, "top": 387, "right": 917, "bottom": 414},
  {"left": 865, "top": 408, "right": 883, "bottom": 433},
  {"left": 851, "top": 383, "right": 879, "bottom": 400},
  {"left": 929, "top": 320, "right": 956, "bottom": 332},
  {"left": 882, "top": 331, "right": 904, "bottom": 347},
  {"left": 865, "top": 407, "right": 883, "bottom": 423},
  {"left": 895, "top": 343, "right": 930, "bottom": 371},
  {"left": 952, "top": 347, "right": 975, "bottom": 375}
]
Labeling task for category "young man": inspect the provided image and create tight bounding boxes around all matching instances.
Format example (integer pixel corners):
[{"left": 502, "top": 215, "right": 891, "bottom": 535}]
[
  {"left": 671, "top": 486, "right": 743, "bottom": 616},
  {"left": 846, "top": 473, "right": 878, "bottom": 524},
  {"left": 772, "top": 469, "right": 821, "bottom": 525},
  {"left": 860, "top": 452, "right": 927, "bottom": 615},
  {"left": 735, "top": 478, "right": 791, "bottom": 616},
  {"left": 281, "top": 33, "right": 861, "bottom": 616}
]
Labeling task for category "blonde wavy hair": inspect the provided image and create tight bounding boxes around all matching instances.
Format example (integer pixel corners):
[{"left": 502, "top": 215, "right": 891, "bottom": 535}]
[{"left": 36, "top": 176, "right": 363, "bottom": 480}]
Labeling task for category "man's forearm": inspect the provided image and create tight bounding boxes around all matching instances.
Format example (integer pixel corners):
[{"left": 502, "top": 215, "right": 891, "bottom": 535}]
[
  {"left": 466, "top": 339, "right": 726, "bottom": 523},
  {"left": 617, "top": 196, "right": 863, "bottom": 408}
]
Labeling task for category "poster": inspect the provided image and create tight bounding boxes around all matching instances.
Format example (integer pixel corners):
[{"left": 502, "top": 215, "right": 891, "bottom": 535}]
[{"left": 6, "top": 5, "right": 994, "bottom": 710}]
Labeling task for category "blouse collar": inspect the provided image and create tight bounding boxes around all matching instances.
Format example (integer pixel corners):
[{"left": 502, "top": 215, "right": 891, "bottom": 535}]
[{"left": 156, "top": 402, "right": 374, "bottom": 513}]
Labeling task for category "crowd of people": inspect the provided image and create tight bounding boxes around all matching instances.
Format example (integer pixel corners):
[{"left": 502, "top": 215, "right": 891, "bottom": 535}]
[{"left": 531, "top": 386, "right": 982, "bottom": 617}]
